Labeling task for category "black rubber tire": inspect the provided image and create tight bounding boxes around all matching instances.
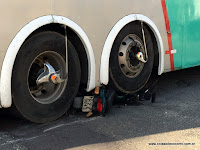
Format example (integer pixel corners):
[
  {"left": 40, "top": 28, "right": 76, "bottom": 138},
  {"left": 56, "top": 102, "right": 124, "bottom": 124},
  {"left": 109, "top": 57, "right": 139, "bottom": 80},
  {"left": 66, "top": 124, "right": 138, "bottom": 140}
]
[
  {"left": 11, "top": 31, "right": 81, "bottom": 123},
  {"left": 109, "top": 22, "right": 154, "bottom": 93}
]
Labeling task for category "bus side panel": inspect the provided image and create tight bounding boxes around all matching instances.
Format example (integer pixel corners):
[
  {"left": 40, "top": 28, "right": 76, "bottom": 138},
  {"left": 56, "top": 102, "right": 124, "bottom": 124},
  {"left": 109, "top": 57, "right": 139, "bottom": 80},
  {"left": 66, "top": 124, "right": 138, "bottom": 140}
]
[
  {"left": 166, "top": 0, "right": 200, "bottom": 70},
  {"left": 54, "top": 0, "right": 171, "bottom": 85},
  {"left": 183, "top": 0, "right": 200, "bottom": 68},
  {"left": 0, "top": 1, "right": 52, "bottom": 74},
  {"left": 165, "top": 0, "right": 184, "bottom": 70},
  {"left": 0, "top": 0, "right": 172, "bottom": 88}
]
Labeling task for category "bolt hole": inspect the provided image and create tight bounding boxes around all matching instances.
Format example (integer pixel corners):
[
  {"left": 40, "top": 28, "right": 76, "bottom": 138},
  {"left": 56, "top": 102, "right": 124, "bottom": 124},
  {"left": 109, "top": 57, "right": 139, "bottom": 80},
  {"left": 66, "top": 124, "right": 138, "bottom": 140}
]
[
  {"left": 122, "top": 42, "right": 126, "bottom": 45},
  {"left": 41, "top": 90, "right": 46, "bottom": 94},
  {"left": 121, "top": 64, "right": 125, "bottom": 68},
  {"left": 119, "top": 52, "right": 124, "bottom": 56}
]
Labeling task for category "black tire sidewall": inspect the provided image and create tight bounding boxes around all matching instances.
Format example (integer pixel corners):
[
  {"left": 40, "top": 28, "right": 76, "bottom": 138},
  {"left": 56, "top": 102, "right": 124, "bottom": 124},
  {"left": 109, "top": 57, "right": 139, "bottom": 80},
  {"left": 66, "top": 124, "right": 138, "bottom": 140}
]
[
  {"left": 110, "top": 22, "right": 154, "bottom": 93},
  {"left": 12, "top": 31, "right": 81, "bottom": 123}
]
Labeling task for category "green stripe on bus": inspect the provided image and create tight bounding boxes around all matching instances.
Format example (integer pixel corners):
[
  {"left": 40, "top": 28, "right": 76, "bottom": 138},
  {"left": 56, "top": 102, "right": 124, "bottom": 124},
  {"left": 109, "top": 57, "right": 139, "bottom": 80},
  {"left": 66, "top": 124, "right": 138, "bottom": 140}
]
[{"left": 166, "top": 0, "right": 200, "bottom": 69}]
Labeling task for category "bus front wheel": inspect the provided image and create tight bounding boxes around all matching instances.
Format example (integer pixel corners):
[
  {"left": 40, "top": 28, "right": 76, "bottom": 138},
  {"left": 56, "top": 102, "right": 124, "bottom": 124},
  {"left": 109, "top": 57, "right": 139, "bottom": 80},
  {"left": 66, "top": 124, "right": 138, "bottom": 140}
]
[
  {"left": 109, "top": 22, "right": 154, "bottom": 93},
  {"left": 11, "top": 31, "right": 81, "bottom": 123}
]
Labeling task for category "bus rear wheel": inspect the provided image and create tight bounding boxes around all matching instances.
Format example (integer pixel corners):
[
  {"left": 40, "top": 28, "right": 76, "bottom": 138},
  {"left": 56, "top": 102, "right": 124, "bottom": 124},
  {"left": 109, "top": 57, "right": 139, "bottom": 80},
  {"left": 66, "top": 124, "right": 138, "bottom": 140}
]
[
  {"left": 109, "top": 22, "right": 154, "bottom": 93},
  {"left": 11, "top": 31, "right": 81, "bottom": 123}
]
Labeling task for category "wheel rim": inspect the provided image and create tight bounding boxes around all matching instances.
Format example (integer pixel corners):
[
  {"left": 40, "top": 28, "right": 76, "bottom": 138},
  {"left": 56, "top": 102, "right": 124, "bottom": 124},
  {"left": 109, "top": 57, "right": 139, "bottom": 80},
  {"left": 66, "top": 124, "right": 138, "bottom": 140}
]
[
  {"left": 118, "top": 34, "right": 145, "bottom": 78},
  {"left": 28, "top": 51, "right": 67, "bottom": 104}
]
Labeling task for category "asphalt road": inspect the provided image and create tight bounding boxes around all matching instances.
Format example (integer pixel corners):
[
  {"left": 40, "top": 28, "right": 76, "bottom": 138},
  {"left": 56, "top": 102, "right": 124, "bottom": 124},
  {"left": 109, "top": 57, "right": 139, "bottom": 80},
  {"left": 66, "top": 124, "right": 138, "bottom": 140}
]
[{"left": 1, "top": 67, "right": 200, "bottom": 150}]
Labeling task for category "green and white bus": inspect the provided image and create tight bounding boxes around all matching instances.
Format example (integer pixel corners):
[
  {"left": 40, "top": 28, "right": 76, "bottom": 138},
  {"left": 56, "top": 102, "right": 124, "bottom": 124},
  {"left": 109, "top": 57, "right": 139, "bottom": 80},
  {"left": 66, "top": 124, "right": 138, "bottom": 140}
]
[{"left": 0, "top": 0, "right": 199, "bottom": 123}]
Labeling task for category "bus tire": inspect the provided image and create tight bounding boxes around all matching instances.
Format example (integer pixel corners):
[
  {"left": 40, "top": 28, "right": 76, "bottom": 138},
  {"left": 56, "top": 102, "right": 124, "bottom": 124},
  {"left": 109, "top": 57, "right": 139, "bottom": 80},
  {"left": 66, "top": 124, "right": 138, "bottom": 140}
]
[
  {"left": 109, "top": 22, "right": 154, "bottom": 93},
  {"left": 11, "top": 31, "right": 81, "bottom": 123}
]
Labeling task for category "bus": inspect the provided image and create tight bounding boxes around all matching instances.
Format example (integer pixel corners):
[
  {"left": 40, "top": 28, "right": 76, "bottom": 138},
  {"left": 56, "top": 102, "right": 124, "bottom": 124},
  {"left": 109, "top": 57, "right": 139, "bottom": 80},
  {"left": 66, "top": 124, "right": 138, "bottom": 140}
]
[{"left": 0, "top": 0, "right": 199, "bottom": 123}]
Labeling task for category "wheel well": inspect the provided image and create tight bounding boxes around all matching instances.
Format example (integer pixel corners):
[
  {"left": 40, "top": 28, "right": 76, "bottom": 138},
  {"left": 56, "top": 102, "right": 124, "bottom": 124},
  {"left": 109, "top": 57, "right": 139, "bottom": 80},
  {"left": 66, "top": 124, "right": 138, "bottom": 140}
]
[
  {"left": 142, "top": 22, "right": 159, "bottom": 89},
  {"left": 144, "top": 22, "right": 159, "bottom": 74},
  {"left": 109, "top": 21, "right": 159, "bottom": 92},
  {"left": 24, "top": 23, "right": 88, "bottom": 87},
  {"left": 114, "top": 21, "right": 159, "bottom": 73}
]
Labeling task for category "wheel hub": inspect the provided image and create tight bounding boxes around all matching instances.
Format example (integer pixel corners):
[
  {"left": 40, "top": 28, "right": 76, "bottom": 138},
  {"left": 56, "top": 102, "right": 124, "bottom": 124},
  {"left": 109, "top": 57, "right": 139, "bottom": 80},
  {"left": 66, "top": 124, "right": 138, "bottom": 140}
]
[
  {"left": 28, "top": 51, "right": 67, "bottom": 104},
  {"left": 118, "top": 34, "right": 145, "bottom": 78},
  {"left": 36, "top": 62, "right": 66, "bottom": 85}
]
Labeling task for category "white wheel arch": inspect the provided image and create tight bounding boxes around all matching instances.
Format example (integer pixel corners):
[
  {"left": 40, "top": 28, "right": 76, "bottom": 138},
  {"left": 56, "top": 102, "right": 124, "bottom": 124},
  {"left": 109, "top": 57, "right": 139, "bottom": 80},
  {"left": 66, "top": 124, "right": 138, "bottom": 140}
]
[
  {"left": 100, "top": 14, "right": 164, "bottom": 85},
  {"left": 0, "top": 15, "right": 96, "bottom": 108}
]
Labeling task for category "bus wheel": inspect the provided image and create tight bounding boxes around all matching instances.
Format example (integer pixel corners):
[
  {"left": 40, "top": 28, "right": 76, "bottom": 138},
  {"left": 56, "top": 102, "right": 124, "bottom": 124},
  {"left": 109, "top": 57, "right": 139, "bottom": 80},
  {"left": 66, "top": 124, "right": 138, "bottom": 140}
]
[
  {"left": 11, "top": 31, "right": 81, "bottom": 123},
  {"left": 109, "top": 22, "right": 154, "bottom": 93}
]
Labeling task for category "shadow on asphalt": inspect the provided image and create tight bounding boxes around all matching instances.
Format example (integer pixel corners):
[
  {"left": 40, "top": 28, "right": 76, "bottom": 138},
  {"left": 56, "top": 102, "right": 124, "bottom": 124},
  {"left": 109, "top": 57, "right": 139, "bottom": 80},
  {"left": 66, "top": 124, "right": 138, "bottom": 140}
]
[
  {"left": 1, "top": 67, "right": 200, "bottom": 149},
  {"left": 0, "top": 109, "right": 31, "bottom": 131}
]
